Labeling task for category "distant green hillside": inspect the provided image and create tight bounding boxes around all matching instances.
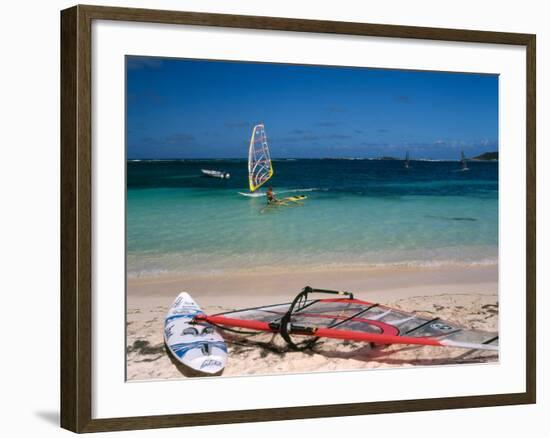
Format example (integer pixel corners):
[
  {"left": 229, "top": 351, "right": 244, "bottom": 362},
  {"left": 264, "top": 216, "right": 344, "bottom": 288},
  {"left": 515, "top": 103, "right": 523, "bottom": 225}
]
[{"left": 472, "top": 151, "right": 498, "bottom": 161}]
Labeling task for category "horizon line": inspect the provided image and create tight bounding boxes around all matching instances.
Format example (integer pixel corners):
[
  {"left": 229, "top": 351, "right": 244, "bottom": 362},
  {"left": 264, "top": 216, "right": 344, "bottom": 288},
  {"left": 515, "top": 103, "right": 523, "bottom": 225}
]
[{"left": 126, "top": 154, "right": 498, "bottom": 162}]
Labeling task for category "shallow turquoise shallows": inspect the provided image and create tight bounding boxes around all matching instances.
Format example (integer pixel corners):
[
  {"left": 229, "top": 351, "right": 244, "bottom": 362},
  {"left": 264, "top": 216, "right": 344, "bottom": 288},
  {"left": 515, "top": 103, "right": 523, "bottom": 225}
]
[{"left": 127, "top": 159, "right": 498, "bottom": 277}]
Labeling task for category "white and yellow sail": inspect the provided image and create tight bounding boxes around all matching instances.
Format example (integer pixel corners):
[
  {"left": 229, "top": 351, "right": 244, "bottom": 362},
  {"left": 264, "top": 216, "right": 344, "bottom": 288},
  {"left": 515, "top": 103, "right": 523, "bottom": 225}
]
[{"left": 248, "top": 124, "right": 273, "bottom": 192}]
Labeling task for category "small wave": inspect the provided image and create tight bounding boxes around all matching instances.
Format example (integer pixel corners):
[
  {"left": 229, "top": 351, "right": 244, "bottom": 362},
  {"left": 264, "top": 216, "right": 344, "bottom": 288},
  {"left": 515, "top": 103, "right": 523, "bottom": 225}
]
[
  {"left": 126, "top": 258, "right": 499, "bottom": 279},
  {"left": 275, "top": 188, "right": 319, "bottom": 194},
  {"left": 127, "top": 268, "right": 170, "bottom": 278},
  {"left": 416, "top": 159, "right": 456, "bottom": 162},
  {"left": 321, "top": 157, "right": 370, "bottom": 161},
  {"left": 365, "top": 259, "right": 498, "bottom": 269}
]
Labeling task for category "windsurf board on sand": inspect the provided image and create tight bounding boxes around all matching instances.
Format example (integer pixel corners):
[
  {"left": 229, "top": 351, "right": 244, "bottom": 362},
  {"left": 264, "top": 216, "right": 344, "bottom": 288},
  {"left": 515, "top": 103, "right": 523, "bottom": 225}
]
[{"left": 164, "top": 292, "right": 227, "bottom": 375}]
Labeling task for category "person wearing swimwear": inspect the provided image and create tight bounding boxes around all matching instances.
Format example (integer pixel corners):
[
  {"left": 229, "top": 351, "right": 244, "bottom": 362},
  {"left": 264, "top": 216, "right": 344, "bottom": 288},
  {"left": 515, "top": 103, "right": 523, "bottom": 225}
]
[{"left": 266, "top": 186, "right": 278, "bottom": 204}]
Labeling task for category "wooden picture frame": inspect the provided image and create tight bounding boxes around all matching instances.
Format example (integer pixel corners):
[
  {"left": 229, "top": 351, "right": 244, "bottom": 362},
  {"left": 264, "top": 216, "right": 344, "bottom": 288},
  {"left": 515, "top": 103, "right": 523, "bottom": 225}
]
[{"left": 60, "top": 4, "right": 536, "bottom": 433}]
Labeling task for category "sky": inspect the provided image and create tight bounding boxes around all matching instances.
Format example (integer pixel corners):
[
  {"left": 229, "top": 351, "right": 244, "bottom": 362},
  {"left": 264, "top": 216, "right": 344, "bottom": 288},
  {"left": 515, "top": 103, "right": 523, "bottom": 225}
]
[{"left": 126, "top": 56, "right": 498, "bottom": 160}]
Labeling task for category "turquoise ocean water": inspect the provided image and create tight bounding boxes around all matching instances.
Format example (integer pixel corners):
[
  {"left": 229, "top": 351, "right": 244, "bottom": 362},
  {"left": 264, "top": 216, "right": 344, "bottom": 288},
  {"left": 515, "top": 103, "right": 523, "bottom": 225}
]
[{"left": 127, "top": 159, "right": 498, "bottom": 277}]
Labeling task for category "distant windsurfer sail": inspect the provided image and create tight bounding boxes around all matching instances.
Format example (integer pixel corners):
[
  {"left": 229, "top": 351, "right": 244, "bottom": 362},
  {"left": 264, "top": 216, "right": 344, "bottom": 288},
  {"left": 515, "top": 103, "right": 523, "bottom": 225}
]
[
  {"left": 248, "top": 123, "right": 273, "bottom": 192},
  {"left": 460, "top": 151, "right": 469, "bottom": 171},
  {"left": 404, "top": 151, "right": 410, "bottom": 169}
]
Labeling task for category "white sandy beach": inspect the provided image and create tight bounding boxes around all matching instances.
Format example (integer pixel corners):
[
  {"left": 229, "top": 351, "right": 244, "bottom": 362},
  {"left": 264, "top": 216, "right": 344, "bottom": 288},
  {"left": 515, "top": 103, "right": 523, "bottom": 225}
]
[{"left": 126, "top": 264, "right": 498, "bottom": 380}]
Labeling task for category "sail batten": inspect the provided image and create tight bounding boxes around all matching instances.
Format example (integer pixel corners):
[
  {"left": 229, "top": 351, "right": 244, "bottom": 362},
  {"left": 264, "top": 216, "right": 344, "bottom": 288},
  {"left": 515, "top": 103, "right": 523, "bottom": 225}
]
[{"left": 248, "top": 124, "right": 273, "bottom": 192}]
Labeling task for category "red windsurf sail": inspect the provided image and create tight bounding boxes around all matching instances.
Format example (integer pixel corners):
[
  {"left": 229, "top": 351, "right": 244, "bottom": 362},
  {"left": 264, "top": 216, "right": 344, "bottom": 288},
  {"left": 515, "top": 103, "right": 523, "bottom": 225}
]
[{"left": 194, "top": 286, "right": 498, "bottom": 352}]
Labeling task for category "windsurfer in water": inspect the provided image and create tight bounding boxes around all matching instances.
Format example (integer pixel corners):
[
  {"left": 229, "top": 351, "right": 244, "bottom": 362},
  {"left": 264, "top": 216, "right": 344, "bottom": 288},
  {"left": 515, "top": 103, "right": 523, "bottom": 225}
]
[{"left": 266, "top": 186, "right": 278, "bottom": 204}]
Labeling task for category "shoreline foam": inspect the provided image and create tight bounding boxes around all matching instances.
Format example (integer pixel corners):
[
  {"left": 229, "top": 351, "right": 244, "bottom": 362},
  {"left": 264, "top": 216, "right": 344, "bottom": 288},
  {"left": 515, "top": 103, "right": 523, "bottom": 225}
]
[{"left": 127, "top": 256, "right": 498, "bottom": 279}]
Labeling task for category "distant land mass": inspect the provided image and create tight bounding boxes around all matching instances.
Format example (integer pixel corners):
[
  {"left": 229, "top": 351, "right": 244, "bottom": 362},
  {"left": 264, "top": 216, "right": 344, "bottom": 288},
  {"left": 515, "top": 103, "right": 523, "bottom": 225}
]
[
  {"left": 472, "top": 151, "right": 498, "bottom": 161},
  {"left": 378, "top": 156, "right": 399, "bottom": 161}
]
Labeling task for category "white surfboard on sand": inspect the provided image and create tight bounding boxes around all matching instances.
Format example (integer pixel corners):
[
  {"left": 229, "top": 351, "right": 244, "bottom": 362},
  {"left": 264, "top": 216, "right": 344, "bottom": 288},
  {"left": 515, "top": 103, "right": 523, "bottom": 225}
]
[{"left": 164, "top": 292, "right": 227, "bottom": 375}]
